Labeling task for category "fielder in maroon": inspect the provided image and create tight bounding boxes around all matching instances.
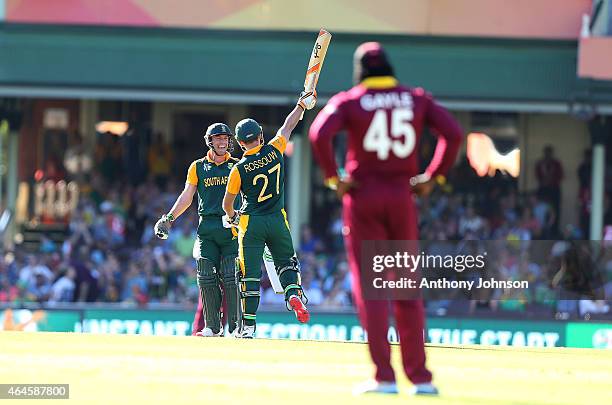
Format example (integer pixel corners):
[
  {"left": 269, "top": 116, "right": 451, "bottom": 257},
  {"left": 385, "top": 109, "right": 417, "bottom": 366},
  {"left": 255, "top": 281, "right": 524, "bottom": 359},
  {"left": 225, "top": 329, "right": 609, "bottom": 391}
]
[
  {"left": 192, "top": 296, "right": 205, "bottom": 335},
  {"left": 309, "top": 42, "right": 462, "bottom": 395},
  {"left": 191, "top": 295, "right": 227, "bottom": 335}
]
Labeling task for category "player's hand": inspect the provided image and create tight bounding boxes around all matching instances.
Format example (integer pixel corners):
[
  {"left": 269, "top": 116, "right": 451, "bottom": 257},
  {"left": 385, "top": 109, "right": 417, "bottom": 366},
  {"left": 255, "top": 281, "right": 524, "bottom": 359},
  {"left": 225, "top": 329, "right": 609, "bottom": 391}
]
[
  {"left": 154, "top": 213, "right": 174, "bottom": 240},
  {"left": 336, "top": 179, "right": 357, "bottom": 199},
  {"left": 326, "top": 176, "right": 357, "bottom": 199},
  {"left": 410, "top": 173, "right": 436, "bottom": 197},
  {"left": 222, "top": 211, "right": 242, "bottom": 228},
  {"left": 298, "top": 90, "right": 317, "bottom": 110}
]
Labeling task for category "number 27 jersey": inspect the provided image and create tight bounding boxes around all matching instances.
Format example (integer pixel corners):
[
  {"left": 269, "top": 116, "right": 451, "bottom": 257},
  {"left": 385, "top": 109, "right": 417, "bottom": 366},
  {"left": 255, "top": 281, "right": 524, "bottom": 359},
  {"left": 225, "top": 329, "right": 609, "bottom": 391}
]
[
  {"left": 309, "top": 76, "right": 463, "bottom": 183},
  {"left": 227, "top": 134, "right": 286, "bottom": 215}
]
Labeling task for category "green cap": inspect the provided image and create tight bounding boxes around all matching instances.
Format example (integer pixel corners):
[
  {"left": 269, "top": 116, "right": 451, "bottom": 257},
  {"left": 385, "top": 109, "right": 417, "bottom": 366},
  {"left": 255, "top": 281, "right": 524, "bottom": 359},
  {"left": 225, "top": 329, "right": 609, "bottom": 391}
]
[{"left": 235, "top": 118, "right": 262, "bottom": 143}]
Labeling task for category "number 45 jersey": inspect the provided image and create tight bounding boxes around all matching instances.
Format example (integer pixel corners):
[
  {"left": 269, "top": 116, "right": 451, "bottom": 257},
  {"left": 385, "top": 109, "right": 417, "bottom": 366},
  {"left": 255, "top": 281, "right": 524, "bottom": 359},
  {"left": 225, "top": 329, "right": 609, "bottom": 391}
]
[
  {"left": 227, "top": 134, "right": 286, "bottom": 215},
  {"left": 308, "top": 76, "right": 463, "bottom": 184}
]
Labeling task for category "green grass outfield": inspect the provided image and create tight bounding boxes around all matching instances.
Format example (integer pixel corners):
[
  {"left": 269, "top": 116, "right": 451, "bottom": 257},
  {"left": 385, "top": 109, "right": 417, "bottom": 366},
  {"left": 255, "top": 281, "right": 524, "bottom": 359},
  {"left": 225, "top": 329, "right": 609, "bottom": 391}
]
[{"left": 0, "top": 332, "right": 610, "bottom": 404}]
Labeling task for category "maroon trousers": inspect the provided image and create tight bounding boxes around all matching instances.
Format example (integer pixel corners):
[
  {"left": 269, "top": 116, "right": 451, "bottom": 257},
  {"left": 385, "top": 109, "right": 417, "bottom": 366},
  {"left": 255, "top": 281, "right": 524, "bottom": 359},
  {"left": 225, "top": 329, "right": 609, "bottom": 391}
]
[
  {"left": 192, "top": 295, "right": 206, "bottom": 335},
  {"left": 342, "top": 180, "right": 432, "bottom": 384},
  {"left": 192, "top": 295, "right": 228, "bottom": 335}
]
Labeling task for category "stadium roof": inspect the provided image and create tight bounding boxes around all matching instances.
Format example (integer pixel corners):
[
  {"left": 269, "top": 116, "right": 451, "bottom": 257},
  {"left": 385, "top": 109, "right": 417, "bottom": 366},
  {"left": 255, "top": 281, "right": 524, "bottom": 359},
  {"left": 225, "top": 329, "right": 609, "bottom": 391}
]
[{"left": 1, "top": 23, "right": 612, "bottom": 112}]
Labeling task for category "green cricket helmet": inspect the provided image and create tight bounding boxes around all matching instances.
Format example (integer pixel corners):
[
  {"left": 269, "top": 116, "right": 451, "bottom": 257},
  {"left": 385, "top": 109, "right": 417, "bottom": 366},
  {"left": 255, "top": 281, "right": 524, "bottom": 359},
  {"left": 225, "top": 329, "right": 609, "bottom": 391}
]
[
  {"left": 205, "top": 122, "right": 234, "bottom": 152},
  {"left": 235, "top": 118, "right": 263, "bottom": 144}
]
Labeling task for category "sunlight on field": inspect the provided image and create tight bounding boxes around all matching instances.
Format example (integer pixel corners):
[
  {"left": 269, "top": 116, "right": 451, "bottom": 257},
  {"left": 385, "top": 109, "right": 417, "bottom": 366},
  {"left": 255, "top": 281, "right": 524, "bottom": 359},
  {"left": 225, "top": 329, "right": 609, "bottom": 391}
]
[{"left": 0, "top": 332, "right": 610, "bottom": 405}]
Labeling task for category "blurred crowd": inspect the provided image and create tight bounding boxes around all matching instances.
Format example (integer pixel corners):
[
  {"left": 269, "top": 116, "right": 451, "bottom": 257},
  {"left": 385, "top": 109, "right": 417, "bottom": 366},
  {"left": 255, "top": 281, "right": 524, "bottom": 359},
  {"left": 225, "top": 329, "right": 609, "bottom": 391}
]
[
  {"left": 417, "top": 186, "right": 611, "bottom": 319},
  {"left": 0, "top": 133, "right": 610, "bottom": 320},
  {"left": 1, "top": 131, "right": 200, "bottom": 307},
  {"left": 0, "top": 173, "right": 201, "bottom": 307}
]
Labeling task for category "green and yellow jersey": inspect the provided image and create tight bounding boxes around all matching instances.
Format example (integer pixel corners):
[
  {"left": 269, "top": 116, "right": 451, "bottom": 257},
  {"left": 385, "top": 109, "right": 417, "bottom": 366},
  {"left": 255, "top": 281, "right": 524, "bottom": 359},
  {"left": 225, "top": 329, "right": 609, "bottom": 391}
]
[
  {"left": 187, "top": 150, "right": 239, "bottom": 217},
  {"left": 227, "top": 134, "right": 287, "bottom": 215}
]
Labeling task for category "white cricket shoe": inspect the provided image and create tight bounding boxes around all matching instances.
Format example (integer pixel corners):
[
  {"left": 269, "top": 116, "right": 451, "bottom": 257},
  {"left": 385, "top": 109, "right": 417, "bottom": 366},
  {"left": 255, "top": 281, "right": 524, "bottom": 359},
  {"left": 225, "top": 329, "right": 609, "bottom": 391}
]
[
  {"left": 234, "top": 325, "right": 255, "bottom": 339},
  {"left": 195, "top": 327, "right": 223, "bottom": 337},
  {"left": 410, "top": 383, "right": 439, "bottom": 396},
  {"left": 352, "top": 380, "right": 398, "bottom": 395}
]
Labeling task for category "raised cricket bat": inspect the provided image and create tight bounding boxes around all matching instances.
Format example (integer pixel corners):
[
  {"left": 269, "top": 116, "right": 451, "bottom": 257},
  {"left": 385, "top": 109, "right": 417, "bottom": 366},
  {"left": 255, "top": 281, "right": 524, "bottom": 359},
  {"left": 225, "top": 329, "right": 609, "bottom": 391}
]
[{"left": 300, "top": 29, "right": 332, "bottom": 120}]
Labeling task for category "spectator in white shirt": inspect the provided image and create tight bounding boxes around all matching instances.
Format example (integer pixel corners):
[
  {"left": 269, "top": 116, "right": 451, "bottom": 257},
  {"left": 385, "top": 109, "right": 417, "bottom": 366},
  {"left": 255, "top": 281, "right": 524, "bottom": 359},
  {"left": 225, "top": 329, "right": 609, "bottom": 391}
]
[
  {"left": 49, "top": 267, "right": 76, "bottom": 303},
  {"left": 19, "top": 255, "right": 53, "bottom": 290}
]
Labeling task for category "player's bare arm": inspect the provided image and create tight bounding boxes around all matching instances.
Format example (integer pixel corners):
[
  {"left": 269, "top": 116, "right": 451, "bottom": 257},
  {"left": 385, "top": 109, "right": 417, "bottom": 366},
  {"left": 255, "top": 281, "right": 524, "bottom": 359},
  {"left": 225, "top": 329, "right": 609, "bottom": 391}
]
[
  {"left": 222, "top": 191, "right": 238, "bottom": 220},
  {"left": 154, "top": 183, "right": 196, "bottom": 239},
  {"left": 277, "top": 102, "right": 310, "bottom": 143},
  {"left": 222, "top": 164, "right": 242, "bottom": 228},
  {"left": 169, "top": 183, "right": 197, "bottom": 218}
]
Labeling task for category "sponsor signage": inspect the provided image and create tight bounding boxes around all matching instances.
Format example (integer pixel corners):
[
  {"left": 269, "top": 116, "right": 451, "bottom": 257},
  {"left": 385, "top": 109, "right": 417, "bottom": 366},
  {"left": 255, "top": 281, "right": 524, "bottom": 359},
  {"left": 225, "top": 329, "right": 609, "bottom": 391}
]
[
  {"left": 566, "top": 323, "right": 612, "bottom": 349},
  {"left": 3, "top": 308, "right": 609, "bottom": 349}
]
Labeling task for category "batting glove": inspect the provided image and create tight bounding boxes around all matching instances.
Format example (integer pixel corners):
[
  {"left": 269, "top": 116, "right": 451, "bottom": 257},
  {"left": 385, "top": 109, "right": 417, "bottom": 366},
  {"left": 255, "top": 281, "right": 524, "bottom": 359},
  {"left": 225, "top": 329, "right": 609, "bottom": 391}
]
[
  {"left": 222, "top": 211, "right": 242, "bottom": 228},
  {"left": 154, "top": 213, "right": 174, "bottom": 240},
  {"left": 298, "top": 90, "right": 317, "bottom": 110}
]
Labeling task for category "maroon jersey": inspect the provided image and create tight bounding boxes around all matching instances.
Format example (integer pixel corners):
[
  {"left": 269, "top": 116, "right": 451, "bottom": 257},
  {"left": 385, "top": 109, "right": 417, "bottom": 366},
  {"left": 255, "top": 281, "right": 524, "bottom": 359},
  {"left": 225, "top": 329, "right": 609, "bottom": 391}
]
[{"left": 309, "top": 76, "right": 463, "bottom": 183}]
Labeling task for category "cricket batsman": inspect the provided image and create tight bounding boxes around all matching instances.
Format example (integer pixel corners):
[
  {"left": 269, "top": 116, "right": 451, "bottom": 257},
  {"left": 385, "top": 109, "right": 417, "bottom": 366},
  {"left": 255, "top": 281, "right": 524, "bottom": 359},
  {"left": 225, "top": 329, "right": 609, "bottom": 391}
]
[
  {"left": 222, "top": 92, "right": 317, "bottom": 338},
  {"left": 155, "top": 123, "right": 240, "bottom": 337},
  {"left": 309, "top": 42, "right": 463, "bottom": 395}
]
